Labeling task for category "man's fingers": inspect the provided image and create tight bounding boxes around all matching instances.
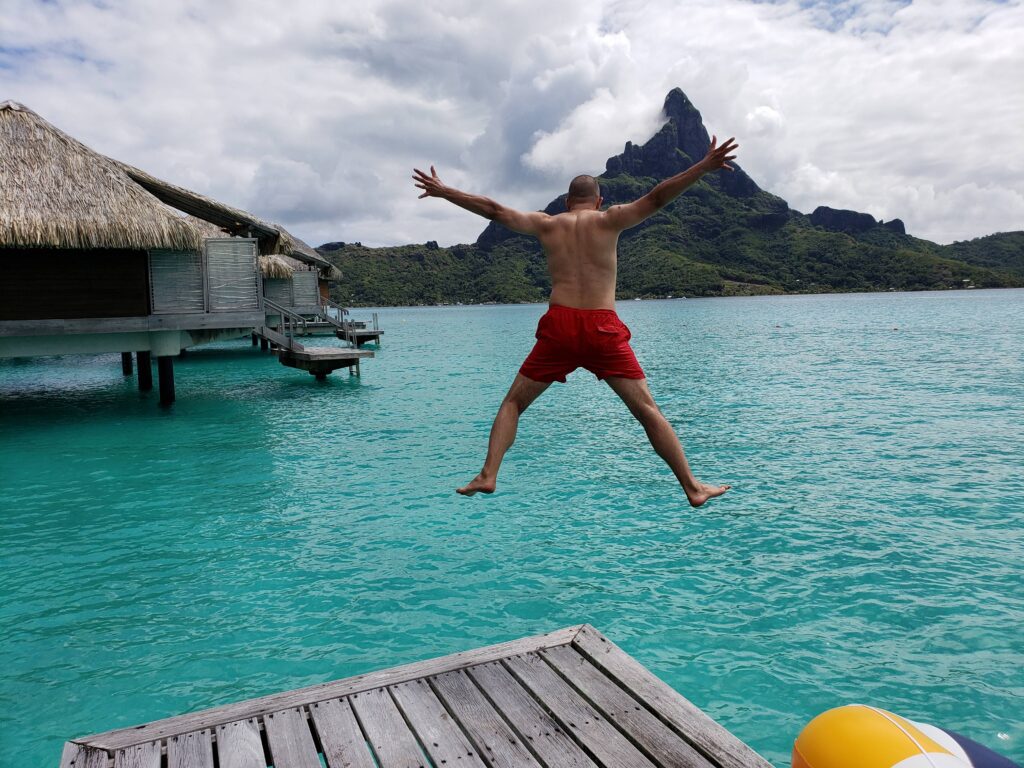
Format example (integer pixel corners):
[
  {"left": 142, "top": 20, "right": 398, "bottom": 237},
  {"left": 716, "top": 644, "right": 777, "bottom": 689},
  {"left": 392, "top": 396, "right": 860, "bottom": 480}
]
[
  {"left": 431, "top": 165, "right": 438, "bottom": 178},
  {"left": 723, "top": 163, "right": 734, "bottom": 171},
  {"left": 418, "top": 191, "right": 429, "bottom": 198},
  {"left": 709, "top": 134, "right": 717, "bottom": 149}
]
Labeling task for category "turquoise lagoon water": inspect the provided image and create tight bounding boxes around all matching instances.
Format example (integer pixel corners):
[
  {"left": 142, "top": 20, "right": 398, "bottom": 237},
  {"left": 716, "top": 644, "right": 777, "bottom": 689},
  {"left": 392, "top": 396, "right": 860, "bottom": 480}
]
[{"left": 1, "top": 289, "right": 1022, "bottom": 767}]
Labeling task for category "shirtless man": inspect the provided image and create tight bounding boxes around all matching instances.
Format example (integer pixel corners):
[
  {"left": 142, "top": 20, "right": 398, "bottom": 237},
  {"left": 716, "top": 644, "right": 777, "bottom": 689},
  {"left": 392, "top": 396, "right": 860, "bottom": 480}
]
[{"left": 413, "top": 135, "right": 738, "bottom": 507}]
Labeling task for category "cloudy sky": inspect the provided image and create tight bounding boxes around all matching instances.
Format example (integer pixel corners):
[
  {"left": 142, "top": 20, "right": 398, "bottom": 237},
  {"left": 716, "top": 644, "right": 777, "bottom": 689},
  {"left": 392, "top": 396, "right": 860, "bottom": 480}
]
[{"left": 2, "top": 0, "right": 1022, "bottom": 247}]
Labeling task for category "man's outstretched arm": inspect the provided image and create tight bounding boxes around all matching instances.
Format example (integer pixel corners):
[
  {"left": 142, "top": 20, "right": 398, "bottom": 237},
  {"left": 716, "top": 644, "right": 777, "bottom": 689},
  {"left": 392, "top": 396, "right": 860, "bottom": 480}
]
[
  {"left": 604, "top": 135, "right": 739, "bottom": 231},
  {"left": 413, "top": 166, "right": 550, "bottom": 236}
]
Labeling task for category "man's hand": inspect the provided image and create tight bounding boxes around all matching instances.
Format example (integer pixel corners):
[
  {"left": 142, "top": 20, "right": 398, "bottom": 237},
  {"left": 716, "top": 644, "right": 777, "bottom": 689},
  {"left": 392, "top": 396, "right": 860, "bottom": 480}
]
[
  {"left": 413, "top": 166, "right": 448, "bottom": 199},
  {"left": 410, "top": 165, "right": 546, "bottom": 234},
  {"left": 701, "top": 135, "right": 739, "bottom": 172},
  {"left": 603, "top": 133, "right": 740, "bottom": 231}
]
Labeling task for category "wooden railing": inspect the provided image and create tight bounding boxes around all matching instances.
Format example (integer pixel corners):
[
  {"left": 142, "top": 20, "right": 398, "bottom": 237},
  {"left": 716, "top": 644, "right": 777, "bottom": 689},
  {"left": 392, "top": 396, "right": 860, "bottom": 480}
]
[{"left": 262, "top": 298, "right": 308, "bottom": 348}]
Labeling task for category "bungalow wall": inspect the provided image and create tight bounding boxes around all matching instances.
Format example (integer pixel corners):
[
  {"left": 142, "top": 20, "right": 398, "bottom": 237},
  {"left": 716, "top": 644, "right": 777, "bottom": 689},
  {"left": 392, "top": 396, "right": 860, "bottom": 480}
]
[
  {"left": 0, "top": 248, "right": 149, "bottom": 320},
  {"left": 291, "top": 271, "right": 319, "bottom": 308},
  {"left": 0, "top": 238, "right": 260, "bottom": 323},
  {"left": 262, "top": 270, "right": 318, "bottom": 309},
  {"left": 263, "top": 277, "right": 293, "bottom": 306}
]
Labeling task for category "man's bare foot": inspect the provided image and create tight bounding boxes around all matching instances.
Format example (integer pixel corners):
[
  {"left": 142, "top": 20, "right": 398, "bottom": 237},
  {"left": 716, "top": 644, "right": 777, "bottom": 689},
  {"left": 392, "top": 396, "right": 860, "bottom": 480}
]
[
  {"left": 686, "top": 483, "right": 731, "bottom": 508},
  {"left": 457, "top": 474, "right": 496, "bottom": 496}
]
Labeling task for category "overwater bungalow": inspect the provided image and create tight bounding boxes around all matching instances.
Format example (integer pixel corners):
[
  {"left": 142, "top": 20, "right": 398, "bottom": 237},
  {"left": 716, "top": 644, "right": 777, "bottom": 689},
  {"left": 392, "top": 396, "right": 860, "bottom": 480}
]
[
  {"left": 0, "top": 101, "right": 369, "bottom": 402},
  {"left": 259, "top": 252, "right": 383, "bottom": 347}
]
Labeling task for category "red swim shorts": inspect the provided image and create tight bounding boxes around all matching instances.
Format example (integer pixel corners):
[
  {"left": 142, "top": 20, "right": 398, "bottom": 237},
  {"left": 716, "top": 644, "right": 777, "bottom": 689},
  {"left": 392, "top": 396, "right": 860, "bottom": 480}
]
[{"left": 519, "top": 304, "right": 645, "bottom": 383}]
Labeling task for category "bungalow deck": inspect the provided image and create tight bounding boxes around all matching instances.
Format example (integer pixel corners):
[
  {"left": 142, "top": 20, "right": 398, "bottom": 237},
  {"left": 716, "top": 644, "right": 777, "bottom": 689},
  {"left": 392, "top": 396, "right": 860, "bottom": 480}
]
[
  {"left": 336, "top": 326, "right": 384, "bottom": 347},
  {"left": 58, "top": 625, "right": 771, "bottom": 768}
]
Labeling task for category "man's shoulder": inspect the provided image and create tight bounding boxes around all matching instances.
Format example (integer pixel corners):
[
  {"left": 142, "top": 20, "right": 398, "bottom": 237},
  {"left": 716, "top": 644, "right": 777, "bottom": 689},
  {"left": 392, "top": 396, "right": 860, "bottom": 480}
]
[{"left": 549, "top": 209, "right": 614, "bottom": 222}]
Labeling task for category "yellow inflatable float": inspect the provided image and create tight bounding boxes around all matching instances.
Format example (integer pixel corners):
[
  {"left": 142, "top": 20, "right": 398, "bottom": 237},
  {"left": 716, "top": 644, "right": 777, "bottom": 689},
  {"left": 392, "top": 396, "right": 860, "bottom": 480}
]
[{"left": 794, "top": 705, "right": 1019, "bottom": 768}]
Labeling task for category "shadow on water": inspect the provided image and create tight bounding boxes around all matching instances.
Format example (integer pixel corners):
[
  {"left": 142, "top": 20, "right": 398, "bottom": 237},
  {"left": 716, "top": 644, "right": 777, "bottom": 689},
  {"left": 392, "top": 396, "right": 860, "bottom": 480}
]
[{"left": 0, "top": 345, "right": 373, "bottom": 427}]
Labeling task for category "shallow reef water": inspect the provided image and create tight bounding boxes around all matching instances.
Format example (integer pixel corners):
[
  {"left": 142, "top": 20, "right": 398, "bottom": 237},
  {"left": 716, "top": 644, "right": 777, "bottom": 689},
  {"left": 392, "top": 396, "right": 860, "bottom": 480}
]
[{"left": 1, "top": 289, "right": 1022, "bottom": 767}]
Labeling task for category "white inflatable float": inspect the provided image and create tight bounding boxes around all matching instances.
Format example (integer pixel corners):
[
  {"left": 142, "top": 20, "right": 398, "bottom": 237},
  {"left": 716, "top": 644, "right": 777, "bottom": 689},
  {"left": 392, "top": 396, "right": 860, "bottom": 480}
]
[{"left": 793, "top": 705, "right": 1019, "bottom": 768}]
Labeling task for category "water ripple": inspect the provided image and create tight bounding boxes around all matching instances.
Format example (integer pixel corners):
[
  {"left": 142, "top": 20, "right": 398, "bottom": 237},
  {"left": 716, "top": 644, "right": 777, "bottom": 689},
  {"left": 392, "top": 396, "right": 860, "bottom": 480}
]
[{"left": 1, "top": 290, "right": 1022, "bottom": 767}]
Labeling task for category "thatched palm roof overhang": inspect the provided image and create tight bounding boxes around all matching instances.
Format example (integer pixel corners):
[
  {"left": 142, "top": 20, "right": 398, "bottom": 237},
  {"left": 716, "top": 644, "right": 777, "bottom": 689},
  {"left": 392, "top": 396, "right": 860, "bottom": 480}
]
[
  {"left": 0, "top": 101, "right": 210, "bottom": 252},
  {"left": 258, "top": 254, "right": 295, "bottom": 279},
  {"left": 114, "top": 164, "right": 340, "bottom": 280},
  {"left": 1, "top": 100, "right": 343, "bottom": 280}
]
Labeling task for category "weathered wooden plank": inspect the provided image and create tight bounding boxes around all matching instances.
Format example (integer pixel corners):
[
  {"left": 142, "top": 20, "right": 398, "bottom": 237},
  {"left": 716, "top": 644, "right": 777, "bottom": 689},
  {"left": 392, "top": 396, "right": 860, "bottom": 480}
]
[
  {"left": 348, "top": 687, "right": 426, "bottom": 768},
  {"left": 215, "top": 718, "right": 266, "bottom": 768},
  {"left": 468, "top": 661, "right": 597, "bottom": 768},
  {"left": 80, "top": 626, "right": 583, "bottom": 751},
  {"left": 543, "top": 645, "right": 713, "bottom": 768},
  {"left": 389, "top": 678, "right": 486, "bottom": 767},
  {"left": 309, "top": 698, "right": 376, "bottom": 768},
  {"left": 112, "top": 742, "right": 161, "bottom": 768},
  {"left": 505, "top": 653, "right": 656, "bottom": 768},
  {"left": 59, "top": 743, "right": 110, "bottom": 768},
  {"left": 167, "top": 729, "right": 214, "bottom": 768},
  {"left": 293, "top": 347, "right": 373, "bottom": 359},
  {"left": 431, "top": 669, "right": 542, "bottom": 768},
  {"left": 572, "top": 624, "right": 772, "bottom": 768},
  {"left": 264, "top": 707, "right": 321, "bottom": 768}
]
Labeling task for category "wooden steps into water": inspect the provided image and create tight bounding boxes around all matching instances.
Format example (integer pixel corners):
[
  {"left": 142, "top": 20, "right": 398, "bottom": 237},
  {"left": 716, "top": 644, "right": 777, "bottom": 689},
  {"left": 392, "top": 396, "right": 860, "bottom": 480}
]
[
  {"left": 278, "top": 345, "right": 373, "bottom": 378},
  {"left": 336, "top": 326, "right": 383, "bottom": 347},
  {"left": 58, "top": 624, "right": 771, "bottom": 768},
  {"left": 253, "top": 326, "right": 373, "bottom": 378}
]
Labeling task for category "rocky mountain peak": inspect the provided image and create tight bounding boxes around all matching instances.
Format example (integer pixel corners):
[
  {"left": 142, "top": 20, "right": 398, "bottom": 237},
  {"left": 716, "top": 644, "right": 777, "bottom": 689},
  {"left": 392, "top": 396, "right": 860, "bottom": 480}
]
[
  {"left": 476, "top": 88, "right": 762, "bottom": 249},
  {"left": 603, "top": 88, "right": 759, "bottom": 198}
]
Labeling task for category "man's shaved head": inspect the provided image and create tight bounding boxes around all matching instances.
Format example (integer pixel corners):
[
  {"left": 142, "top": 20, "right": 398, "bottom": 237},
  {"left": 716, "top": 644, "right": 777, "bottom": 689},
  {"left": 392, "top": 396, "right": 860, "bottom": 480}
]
[{"left": 567, "top": 174, "right": 600, "bottom": 202}]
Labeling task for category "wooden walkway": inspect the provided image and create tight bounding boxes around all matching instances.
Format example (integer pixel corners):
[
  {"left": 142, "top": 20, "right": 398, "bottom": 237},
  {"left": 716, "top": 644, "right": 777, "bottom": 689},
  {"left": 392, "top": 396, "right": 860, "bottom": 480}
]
[{"left": 58, "top": 625, "right": 771, "bottom": 768}]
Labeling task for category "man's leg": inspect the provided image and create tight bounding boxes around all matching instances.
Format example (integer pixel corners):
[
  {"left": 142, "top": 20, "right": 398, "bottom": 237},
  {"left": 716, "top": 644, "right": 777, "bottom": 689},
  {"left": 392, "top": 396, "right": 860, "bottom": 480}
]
[
  {"left": 457, "top": 373, "right": 551, "bottom": 496},
  {"left": 605, "top": 376, "right": 730, "bottom": 507}
]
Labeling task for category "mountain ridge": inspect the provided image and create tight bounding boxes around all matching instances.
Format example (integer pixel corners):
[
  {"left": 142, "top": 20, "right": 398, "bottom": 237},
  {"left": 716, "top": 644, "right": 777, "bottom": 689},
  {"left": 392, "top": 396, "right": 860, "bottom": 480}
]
[{"left": 319, "top": 88, "right": 1024, "bottom": 306}]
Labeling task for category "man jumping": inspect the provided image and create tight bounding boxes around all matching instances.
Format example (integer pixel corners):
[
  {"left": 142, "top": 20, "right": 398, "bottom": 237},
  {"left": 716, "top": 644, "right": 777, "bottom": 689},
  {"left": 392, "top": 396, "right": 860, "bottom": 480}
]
[{"left": 413, "top": 135, "right": 739, "bottom": 507}]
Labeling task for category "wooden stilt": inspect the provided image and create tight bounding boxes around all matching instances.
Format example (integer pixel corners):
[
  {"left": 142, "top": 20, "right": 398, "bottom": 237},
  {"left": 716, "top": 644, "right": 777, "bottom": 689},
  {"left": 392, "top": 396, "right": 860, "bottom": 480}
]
[
  {"left": 157, "top": 356, "right": 175, "bottom": 405},
  {"left": 137, "top": 351, "right": 153, "bottom": 391},
  {"left": 251, "top": 333, "right": 258, "bottom": 346},
  {"left": 260, "top": 337, "right": 269, "bottom": 352},
  {"left": 121, "top": 352, "right": 133, "bottom": 376}
]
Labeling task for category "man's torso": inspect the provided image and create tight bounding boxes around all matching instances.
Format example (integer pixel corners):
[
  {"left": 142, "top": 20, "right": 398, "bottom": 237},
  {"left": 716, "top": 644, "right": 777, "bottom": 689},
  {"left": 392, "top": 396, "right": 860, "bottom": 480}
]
[{"left": 536, "top": 209, "right": 620, "bottom": 310}]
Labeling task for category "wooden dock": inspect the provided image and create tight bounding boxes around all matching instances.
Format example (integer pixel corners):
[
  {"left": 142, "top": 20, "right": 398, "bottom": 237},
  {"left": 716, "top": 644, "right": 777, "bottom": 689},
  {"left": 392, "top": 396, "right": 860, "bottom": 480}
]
[{"left": 58, "top": 625, "right": 770, "bottom": 768}]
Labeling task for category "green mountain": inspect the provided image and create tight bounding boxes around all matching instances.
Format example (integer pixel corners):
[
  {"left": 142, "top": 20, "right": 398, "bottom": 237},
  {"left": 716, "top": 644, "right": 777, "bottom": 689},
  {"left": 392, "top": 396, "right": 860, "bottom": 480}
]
[{"left": 319, "top": 88, "right": 1024, "bottom": 305}]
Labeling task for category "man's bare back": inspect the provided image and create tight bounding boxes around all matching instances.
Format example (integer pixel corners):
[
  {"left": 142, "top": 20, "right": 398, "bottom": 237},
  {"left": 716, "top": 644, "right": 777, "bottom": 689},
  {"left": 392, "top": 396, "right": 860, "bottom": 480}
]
[
  {"left": 412, "top": 135, "right": 738, "bottom": 507},
  {"left": 531, "top": 208, "right": 619, "bottom": 309}
]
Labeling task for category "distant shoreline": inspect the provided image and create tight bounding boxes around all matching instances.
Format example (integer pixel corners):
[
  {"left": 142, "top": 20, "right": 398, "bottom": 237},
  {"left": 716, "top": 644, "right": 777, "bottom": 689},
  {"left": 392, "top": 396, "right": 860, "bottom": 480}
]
[{"left": 342, "top": 285, "right": 1022, "bottom": 310}]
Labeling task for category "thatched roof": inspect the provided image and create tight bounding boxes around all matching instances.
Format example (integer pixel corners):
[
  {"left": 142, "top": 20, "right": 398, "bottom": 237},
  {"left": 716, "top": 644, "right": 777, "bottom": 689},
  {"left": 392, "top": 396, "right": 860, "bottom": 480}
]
[
  {"left": 118, "top": 160, "right": 336, "bottom": 275},
  {"left": 259, "top": 254, "right": 295, "bottom": 279},
  {"left": 0, "top": 101, "right": 341, "bottom": 279},
  {"left": 0, "top": 101, "right": 209, "bottom": 251}
]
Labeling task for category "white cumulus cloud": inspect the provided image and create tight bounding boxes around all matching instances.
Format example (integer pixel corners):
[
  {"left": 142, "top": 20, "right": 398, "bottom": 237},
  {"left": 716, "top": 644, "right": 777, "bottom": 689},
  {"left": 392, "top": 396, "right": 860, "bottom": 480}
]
[{"left": 1, "top": 0, "right": 1021, "bottom": 247}]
